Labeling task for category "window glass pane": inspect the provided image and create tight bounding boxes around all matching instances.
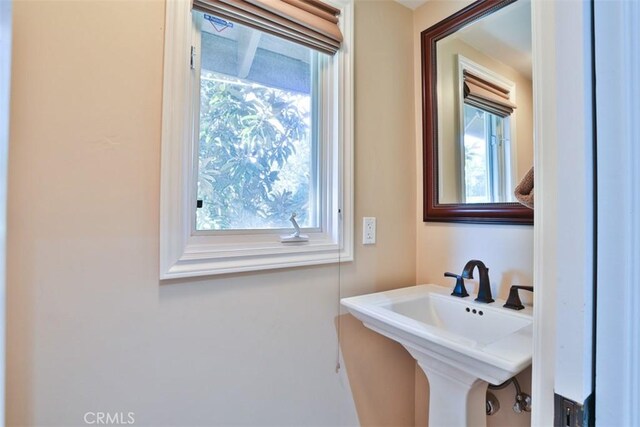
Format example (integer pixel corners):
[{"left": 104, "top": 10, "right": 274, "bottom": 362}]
[
  {"left": 463, "top": 104, "right": 490, "bottom": 203},
  {"left": 195, "top": 13, "right": 320, "bottom": 231}
]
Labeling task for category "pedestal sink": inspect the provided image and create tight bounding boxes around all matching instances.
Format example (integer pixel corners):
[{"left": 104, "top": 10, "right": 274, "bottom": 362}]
[{"left": 341, "top": 284, "right": 533, "bottom": 427}]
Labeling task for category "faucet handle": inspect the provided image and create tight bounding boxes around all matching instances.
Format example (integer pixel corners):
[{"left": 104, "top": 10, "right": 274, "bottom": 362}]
[
  {"left": 503, "top": 285, "right": 534, "bottom": 310},
  {"left": 444, "top": 272, "right": 469, "bottom": 298}
]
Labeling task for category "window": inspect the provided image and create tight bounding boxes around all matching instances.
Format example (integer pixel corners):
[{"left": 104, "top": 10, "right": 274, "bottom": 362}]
[
  {"left": 195, "top": 16, "right": 319, "bottom": 231},
  {"left": 462, "top": 104, "right": 510, "bottom": 203},
  {"left": 457, "top": 55, "right": 517, "bottom": 204},
  {"left": 160, "top": 0, "right": 353, "bottom": 279}
]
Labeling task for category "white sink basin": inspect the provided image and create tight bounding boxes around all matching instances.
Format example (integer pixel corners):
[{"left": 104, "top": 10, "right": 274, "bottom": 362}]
[{"left": 341, "top": 284, "right": 533, "bottom": 427}]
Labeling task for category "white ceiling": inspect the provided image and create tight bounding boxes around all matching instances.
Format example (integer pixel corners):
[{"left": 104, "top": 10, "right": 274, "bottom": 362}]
[
  {"left": 455, "top": 0, "right": 532, "bottom": 79},
  {"left": 395, "top": 0, "right": 427, "bottom": 10}
]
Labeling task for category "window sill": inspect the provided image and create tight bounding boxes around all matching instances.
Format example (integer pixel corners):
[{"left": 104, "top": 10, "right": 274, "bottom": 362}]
[{"left": 160, "top": 235, "right": 353, "bottom": 279}]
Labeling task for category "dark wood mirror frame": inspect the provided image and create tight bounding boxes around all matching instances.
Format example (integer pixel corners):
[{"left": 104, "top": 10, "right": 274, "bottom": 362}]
[{"left": 421, "top": 0, "right": 533, "bottom": 225}]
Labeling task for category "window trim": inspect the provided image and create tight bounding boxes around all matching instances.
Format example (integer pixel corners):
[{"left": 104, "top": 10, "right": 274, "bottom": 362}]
[{"left": 160, "top": 0, "right": 353, "bottom": 279}]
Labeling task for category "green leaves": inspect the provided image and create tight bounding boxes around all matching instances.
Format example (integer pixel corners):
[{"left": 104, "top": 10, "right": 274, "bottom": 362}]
[{"left": 196, "top": 72, "right": 313, "bottom": 230}]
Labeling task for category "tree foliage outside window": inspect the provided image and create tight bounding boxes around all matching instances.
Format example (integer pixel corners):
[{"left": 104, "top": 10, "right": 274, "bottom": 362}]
[{"left": 196, "top": 71, "right": 316, "bottom": 231}]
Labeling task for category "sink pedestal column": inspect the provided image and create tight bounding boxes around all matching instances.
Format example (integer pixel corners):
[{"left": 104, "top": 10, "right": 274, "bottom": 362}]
[
  {"left": 405, "top": 346, "right": 489, "bottom": 427},
  {"left": 418, "top": 362, "right": 488, "bottom": 427}
]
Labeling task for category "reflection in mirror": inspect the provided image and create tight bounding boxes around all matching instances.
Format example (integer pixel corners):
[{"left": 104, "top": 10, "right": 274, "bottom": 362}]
[{"left": 436, "top": 0, "right": 532, "bottom": 204}]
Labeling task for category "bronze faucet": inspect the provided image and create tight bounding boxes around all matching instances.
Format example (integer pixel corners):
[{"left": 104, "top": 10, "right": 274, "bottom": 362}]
[{"left": 461, "top": 260, "right": 494, "bottom": 303}]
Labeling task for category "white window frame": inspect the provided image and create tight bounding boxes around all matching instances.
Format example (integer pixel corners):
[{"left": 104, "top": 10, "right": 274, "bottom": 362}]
[
  {"left": 160, "top": 0, "right": 354, "bottom": 279},
  {"left": 456, "top": 55, "right": 518, "bottom": 203}
]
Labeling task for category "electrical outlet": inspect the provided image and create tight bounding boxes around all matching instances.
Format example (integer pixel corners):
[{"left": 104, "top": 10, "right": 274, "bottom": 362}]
[{"left": 363, "top": 217, "right": 376, "bottom": 245}]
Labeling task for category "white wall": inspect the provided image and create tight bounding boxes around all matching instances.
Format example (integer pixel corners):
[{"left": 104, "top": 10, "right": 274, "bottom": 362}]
[
  {"left": 594, "top": 2, "right": 640, "bottom": 425},
  {"left": 528, "top": 1, "right": 595, "bottom": 423},
  {"left": 6, "top": 1, "right": 417, "bottom": 425},
  {"left": 530, "top": 1, "right": 558, "bottom": 423},
  {"left": 508, "top": 2, "right": 594, "bottom": 425},
  {"left": 413, "top": 2, "right": 534, "bottom": 426},
  {"left": 550, "top": 0, "right": 594, "bottom": 406}
]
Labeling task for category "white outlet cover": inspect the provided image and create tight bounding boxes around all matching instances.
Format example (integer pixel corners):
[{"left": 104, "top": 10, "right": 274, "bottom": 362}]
[{"left": 363, "top": 217, "right": 376, "bottom": 245}]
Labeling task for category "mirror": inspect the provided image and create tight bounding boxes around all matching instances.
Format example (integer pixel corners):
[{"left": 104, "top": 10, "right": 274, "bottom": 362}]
[{"left": 422, "top": 0, "right": 533, "bottom": 224}]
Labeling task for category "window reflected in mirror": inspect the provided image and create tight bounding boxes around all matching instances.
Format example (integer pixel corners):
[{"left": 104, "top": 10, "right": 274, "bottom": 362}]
[{"left": 463, "top": 104, "right": 510, "bottom": 203}]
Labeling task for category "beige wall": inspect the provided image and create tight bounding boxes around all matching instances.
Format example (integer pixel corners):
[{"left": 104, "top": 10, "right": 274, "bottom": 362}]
[
  {"left": 6, "top": 1, "right": 416, "bottom": 426},
  {"left": 7, "top": 0, "right": 536, "bottom": 425},
  {"left": 414, "top": 1, "right": 534, "bottom": 426}
]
